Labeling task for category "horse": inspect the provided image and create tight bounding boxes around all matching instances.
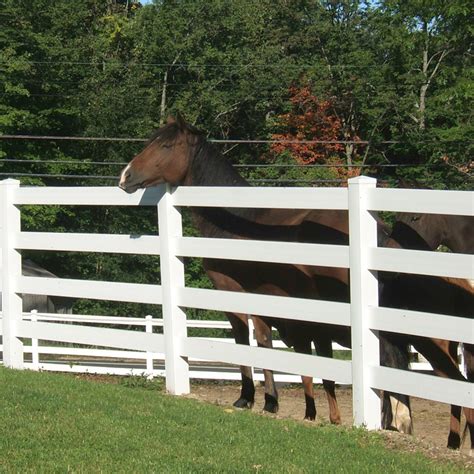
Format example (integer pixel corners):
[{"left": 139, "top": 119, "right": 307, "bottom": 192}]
[
  {"left": 119, "top": 116, "right": 472, "bottom": 442},
  {"left": 387, "top": 212, "right": 474, "bottom": 451},
  {"left": 119, "top": 116, "right": 358, "bottom": 419},
  {"left": 392, "top": 213, "right": 474, "bottom": 255},
  {"left": 0, "top": 259, "right": 73, "bottom": 314}
]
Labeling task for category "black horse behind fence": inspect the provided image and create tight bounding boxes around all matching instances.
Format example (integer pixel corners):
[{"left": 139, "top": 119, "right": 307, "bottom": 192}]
[{"left": 119, "top": 115, "right": 473, "bottom": 451}]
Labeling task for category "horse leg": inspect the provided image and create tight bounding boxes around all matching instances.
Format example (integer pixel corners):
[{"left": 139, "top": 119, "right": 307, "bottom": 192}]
[
  {"left": 380, "top": 332, "right": 413, "bottom": 434},
  {"left": 443, "top": 342, "right": 474, "bottom": 452},
  {"left": 448, "top": 403, "right": 462, "bottom": 450},
  {"left": 446, "top": 341, "right": 462, "bottom": 450},
  {"left": 204, "top": 267, "right": 256, "bottom": 410},
  {"left": 422, "top": 339, "right": 462, "bottom": 449},
  {"left": 413, "top": 337, "right": 468, "bottom": 450},
  {"left": 293, "top": 338, "right": 316, "bottom": 420},
  {"left": 227, "top": 312, "right": 255, "bottom": 409},
  {"left": 252, "top": 316, "right": 279, "bottom": 414},
  {"left": 314, "top": 337, "right": 341, "bottom": 425},
  {"left": 462, "top": 343, "right": 474, "bottom": 456},
  {"left": 464, "top": 406, "right": 474, "bottom": 457}
]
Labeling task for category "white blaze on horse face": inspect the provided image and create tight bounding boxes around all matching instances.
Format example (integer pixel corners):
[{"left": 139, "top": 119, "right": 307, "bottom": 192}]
[
  {"left": 390, "top": 395, "right": 413, "bottom": 434},
  {"left": 119, "top": 163, "right": 131, "bottom": 189}
]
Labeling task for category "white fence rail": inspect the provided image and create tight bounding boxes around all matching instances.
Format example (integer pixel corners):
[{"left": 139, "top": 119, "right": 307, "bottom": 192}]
[
  {"left": 0, "top": 311, "right": 437, "bottom": 381},
  {"left": 0, "top": 178, "right": 473, "bottom": 430}
]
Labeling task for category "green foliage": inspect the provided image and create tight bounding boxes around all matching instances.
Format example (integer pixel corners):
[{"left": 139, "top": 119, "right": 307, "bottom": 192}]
[
  {"left": 0, "top": 0, "right": 471, "bottom": 319},
  {"left": 119, "top": 373, "right": 165, "bottom": 391}
]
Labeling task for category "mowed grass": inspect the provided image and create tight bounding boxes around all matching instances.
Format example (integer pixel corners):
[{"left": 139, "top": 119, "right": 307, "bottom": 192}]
[{"left": 0, "top": 368, "right": 460, "bottom": 473}]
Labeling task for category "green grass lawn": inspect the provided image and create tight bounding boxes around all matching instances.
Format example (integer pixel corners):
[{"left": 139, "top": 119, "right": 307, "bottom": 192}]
[{"left": 0, "top": 367, "right": 463, "bottom": 473}]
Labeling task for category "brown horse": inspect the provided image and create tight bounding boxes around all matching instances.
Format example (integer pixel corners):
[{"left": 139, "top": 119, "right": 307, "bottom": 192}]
[
  {"left": 392, "top": 213, "right": 474, "bottom": 255},
  {"left": 120, "top": 117, "right": 354, "bottom": 420},
  {"left": 389, "top": 212, "right": 474, "bottom": 451},
  {"left": 119, "top": 116, "right": 472, "bottom": 444}
]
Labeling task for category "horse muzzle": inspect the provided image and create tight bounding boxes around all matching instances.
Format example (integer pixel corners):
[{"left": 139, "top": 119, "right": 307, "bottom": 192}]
[
  {"left": 118, "top": 164, "right": 143, "bottom": 193},
  {"left": 119, "top": 165, "right": 166, "bottom": 193}
]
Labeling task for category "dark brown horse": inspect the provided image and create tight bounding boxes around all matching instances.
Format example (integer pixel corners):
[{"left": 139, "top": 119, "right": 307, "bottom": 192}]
[
  {"left": 392, "top": 213, "right": 474, "bottom": 255},
  {"left": 388, "top": 212, "right": 474, "bottom": 451},
  {"left": 119, "top": 116, "right": 472, "bottom": 446}
]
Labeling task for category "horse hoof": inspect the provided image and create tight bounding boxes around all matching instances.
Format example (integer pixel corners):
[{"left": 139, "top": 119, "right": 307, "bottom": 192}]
[
  {"left": 447, "top": 432, "right": 461, "bottom": 450},
  {"left": 263, "top": 402, "right": 279, "bottom": 414},
  {"left": 263, "top": 394, "right": 279, "bottom": 414},
  {"left": 388, "top": 396, "right": 413, "bottom": 435},
  {"left": 233, "top": 398, "right": 254, "bottom": 410},
  {"left": 304, "top": 406, "right": 316, "bottom": 421}
]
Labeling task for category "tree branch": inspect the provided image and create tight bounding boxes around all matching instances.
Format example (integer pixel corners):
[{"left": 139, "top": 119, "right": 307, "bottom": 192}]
[{"left": 427, "top": 48, "right": 451, "bottom": 85}]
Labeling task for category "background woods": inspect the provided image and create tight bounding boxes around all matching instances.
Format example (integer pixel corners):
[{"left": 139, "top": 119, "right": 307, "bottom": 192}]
[{"left": 0, "top": 0, "right": 472, "bottom": 317}]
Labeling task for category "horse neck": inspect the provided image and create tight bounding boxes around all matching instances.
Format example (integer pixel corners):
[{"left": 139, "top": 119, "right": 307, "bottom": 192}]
[
  {"left": 443, "top": 215, "right": 474, "bottom": 254},
  {"left": 418, "top": 214, "right": 469, "bottom": 253},
  {"left": 389, "top": 221, "right": 432, "bottom": 251},
  {"left": 188, "top": 140, "right": 249, "bottom": 188},
  {"left": 187, "top": 140, "right": 263, "bottom": 238}
]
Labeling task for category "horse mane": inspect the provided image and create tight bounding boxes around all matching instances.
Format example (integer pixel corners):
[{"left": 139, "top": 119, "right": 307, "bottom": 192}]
[
  {"left": 191, "top": 140, "right": 249, "bottom": 188},
  {"left": 192, "top": 138, "right": 276, "bottom": 237}
]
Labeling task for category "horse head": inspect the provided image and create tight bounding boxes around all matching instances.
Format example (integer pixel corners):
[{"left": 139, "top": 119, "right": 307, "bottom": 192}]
[
  {"left": 395, "top": 212, "right": 473, "bottom": 254},
  {"left": 119, "top": 115, "right": 201, "bottom": 193}
]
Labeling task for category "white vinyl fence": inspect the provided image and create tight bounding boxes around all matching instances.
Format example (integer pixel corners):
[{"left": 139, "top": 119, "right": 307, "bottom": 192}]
[
  {"left": 8, "top": 311, "right": 439, "bottom": 380},
  {"left": 0, "top": 177, "right": 472, "bottom": 429}
]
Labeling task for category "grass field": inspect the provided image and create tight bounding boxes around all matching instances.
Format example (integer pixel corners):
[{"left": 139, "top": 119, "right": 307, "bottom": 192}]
[{"left": 0, "top": 367, "right": 464, "bottom": 473}]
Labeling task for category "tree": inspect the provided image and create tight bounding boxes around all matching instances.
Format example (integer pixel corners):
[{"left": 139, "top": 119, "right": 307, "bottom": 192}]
[
  {"left": 369, "top": 0, "right": 473, "bottom": 187},
  {"left": 0, "top": 0, "right": 470, "bottom": 319},
  {"left": 271, "top": 84, "right": 344, "bottom": 164},
  {"left": 269, "top": 83, "right": 362, "bottom": 183},
  {"left": 380, "top": 0, "right": 472, "bottom": 131}
]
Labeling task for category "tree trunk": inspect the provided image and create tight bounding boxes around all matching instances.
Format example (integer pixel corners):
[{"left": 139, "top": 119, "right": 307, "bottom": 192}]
[
  {"left": 419, "top": 37, "right": 429, "bottom": 131},
  {"left": 160, "top": 69, "right": 168, "bottom": 125}
]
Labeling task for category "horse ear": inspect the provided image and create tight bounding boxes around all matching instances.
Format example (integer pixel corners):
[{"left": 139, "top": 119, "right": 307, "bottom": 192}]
[
  {"left": 166, "top": 116, "right": 176, "bottom": 124},
  {"left": 175, "top": 112, "right": 188, "bottom": 130}
]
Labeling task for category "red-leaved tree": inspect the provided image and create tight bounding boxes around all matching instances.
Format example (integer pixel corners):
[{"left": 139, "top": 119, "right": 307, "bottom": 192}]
[
  {"left": 271, "top": 85, "right": 343, "bottom": 164},
  {"left": 270, "top": 85, "right": 362, "bottom": 181}
]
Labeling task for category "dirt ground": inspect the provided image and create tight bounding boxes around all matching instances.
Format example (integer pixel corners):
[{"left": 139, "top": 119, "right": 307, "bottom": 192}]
[{"left": 187, "top": 381, "right": 473, "bottom": 469}]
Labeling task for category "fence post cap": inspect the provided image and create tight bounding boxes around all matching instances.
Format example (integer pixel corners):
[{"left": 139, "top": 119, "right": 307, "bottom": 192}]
[{"left": 348, "top": 176, "right": 376, "bottom": 186}]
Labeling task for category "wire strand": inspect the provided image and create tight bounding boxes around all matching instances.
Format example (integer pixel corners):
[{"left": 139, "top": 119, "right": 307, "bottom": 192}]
[
  {"left": 1, "top": 158, "right": 469, "bottom": 169},
  {"left": 0, "top": 172, "right": 347, "bottom": 184},
  {"left": 0, "top": 60, "right": 400, "bottom": 69},
  {"left": 1, "top": 134, "right": 471, "bottom": 144}
]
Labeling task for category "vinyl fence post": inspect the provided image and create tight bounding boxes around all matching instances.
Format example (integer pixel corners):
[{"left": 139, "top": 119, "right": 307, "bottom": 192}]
[
  {"left": 348, "top": 176, "right": 380, "bottom": 430},
  {"left": 0, "top": 179, "right": 23, "bottom": 369},
  {"left": 158, "top": 184, "right": 190, "bottom": 395},
  {"left": 31, "top": 310, "right": 39, "bottom": 370},
  {"left": 145, "top": 315, "right": 154, "bottom": 377}
]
